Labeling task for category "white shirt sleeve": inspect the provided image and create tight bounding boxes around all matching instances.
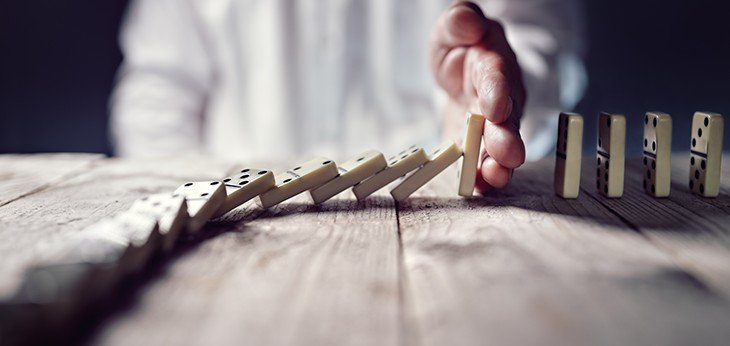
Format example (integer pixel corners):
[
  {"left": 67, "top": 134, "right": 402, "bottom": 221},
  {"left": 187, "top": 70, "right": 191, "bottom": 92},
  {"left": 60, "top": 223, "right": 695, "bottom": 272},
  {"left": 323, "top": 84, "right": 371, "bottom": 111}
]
[
  {"left": 473, "top": 0, "right": 587, "bottom": 160},
  {"left": 110, "top": 0, "right": 213, "bottom": 158}
]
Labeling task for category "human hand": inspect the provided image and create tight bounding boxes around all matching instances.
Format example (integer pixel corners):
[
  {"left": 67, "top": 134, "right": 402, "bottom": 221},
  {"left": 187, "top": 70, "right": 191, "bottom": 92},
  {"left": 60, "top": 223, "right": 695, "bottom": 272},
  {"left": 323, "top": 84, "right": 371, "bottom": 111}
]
[{"left": 431, "top": 1, "right": 526, "bottom": 193}]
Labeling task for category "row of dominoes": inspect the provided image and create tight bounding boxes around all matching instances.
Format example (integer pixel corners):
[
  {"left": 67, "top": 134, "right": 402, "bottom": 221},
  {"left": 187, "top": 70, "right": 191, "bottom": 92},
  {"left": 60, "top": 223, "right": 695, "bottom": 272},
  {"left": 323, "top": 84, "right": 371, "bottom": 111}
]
[
  {"left": 555, "top": 111, "right": 724, "bottom": 199},
  {"left": 0, "top": 113, "right": 489, "bottom": 337}
]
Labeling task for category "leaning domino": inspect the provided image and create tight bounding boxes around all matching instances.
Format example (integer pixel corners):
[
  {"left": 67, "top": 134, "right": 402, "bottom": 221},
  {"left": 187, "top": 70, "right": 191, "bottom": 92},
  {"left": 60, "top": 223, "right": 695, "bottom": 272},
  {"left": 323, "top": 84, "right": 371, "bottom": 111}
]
[
  {"left": 130, "top": 193, "right": 188, "bottom": 253},
  {"left": 259, "top": 157, "right": 338, "bottom": 208},
  {"left": 352, "top": 145, "right": 428, "bottom": 200},
  {"left": 458, "top": 112, "right": 486, "bottom": 197},
  {"left": 391, "top": 141, "right": 462, "bottom": 202},
  {"left": 554, "top": 112, "right": 583, "bottom": 198},
  {"left": 173, "top": 181, "right": 227, "bottom": 233},
  {"left": 642, "top": 112, "right": 672, "bottom": 197},
  {"left": 596, "top": 112, "right": 626, "bottom": 198},
  {"left": 309, "top": 150, "right": 387, "bottom": 204},
  {"left": 690, "top": 111, "right": 724, "bottom": 197},
  {"left": 215, "top": 168, "right": 275, "bottom": 217}
]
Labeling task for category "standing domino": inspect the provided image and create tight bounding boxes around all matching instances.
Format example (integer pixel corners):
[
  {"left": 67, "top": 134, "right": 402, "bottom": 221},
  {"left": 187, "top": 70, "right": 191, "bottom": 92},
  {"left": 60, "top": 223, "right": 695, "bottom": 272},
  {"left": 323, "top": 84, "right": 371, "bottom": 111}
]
[
  {"left": 643, "top": 112, "right": 672, "bottom": 197},
  {"left": 352, "top": 145, "right": 429, "bottom": 200},
  {"left": 130, "top": 193, "right": 189, "bottom": 253},
  {"left": 309, "top": 150, "right": 387, "bottom": 204},
  {"left": 215, "top": 168, "right": 275, "bottom": 217},
  {"left": 690, "top": 111, "right": 724, "bottom": 197},
  {"left": 554, "top": 112, "right": 584, "bottom": 198},
  {"left": 596, "top": 112, "right": 626, "bottom": 198},
  {"left": 173, "top": 181, "right": 226, "bottom": 233},
  {"left": 259, "top": 157, "right": 338, "bottom": 208},
  {"left": 458, "top": 113, "right": 486, "bottom": 197},
  {"left": 391, "top": 141, "right": 463, "bottom": 202}
]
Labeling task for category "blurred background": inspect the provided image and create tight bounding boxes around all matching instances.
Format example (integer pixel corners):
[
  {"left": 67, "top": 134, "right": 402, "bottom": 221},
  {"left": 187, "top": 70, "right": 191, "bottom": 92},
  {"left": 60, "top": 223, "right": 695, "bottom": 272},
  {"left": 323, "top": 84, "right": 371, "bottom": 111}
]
[{"left": 1, "top": 0, "right": 728, "bottom": 156}]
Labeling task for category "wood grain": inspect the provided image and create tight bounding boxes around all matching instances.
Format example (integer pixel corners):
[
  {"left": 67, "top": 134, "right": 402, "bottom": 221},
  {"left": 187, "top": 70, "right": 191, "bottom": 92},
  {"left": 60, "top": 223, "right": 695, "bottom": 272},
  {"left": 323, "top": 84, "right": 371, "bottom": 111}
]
[
  {"left": 580, "top": 155, "right": 730, "bottom": 299},
  {"left": 0, "top": 153, "right": 102, "bottom": 207},
  {"left": 399, "top": 161, "right": 730, "bottom": 346}
]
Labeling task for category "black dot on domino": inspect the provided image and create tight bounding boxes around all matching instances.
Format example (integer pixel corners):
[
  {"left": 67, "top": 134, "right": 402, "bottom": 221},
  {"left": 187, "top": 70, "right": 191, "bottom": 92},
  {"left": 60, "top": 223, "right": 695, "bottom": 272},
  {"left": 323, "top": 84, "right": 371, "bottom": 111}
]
[
  {"left": 692, "top": 138, "right": 696, "bottom": 147},
  {"left": 201, "top": 193, "right": 209, "bottom": 197},
  {"left": 283, "top": 178, "right": 292, "bottom": 183},
  {"left": 241, "top": 169, "right": 250, "bottom": 173},
  {"left": 598, "top": 139, "right": 602, "bottom": 147},
  {"left": 293, "top": 166, "right": 301, "bottom": 171},
  {"left": 433, "top": 149, "right": 441, "bottom": 155},
  {"left": 184, "top": 183, "right": 193, "bottom": 187},
  {"left": 401, "top": 154, "right": 407, "bottom": 159},
  {"left": 604, "top": 172, "right": 608, "bottom": 182},
  {"left": 698, "top": 128, "right": 703, "bottom": 138},
  {"left": 411, "top": 148, "right": 418, "bottom": 154},
  {"left": 605, "top": 161, "right": 609, "bottom": 169},
  {"left": 704, "top": 117, "right": 709, "bottom": 127},
  {"left": 323, "top": 161, "right": 332, "bottom": 165},
  {"left": 259, "top": 170, "right": 267, "bottom": 174},
  {"left": 695, "top": 170, "right": 700, "bottom": 179},
  {"left": 653, "top": 117, "right": 657, "bottom": 127},
  {"left": 224, "top": 178, "right": 231, "bottom": 182},
  {"left": 652, "top": 161, "right": 656, "bottom": 170},
  {"left": 701, "top": 160, "right": 706, "bottom": 170},
  {"left": 357, "top": 157, "right": 364, "bottom": 162},
  {"left": 389, "top": 160, "right": 397, "bottom": 165},
  {"left": 210, "top": 181, "right": 219, "bottom": 185},
  {"left": 240, "top": 174, "right": 249, "bottom": 179},
  {"left": 644, "top": 139, "right": 648, "bottom": 148},
  {"left": 239, "top": 180, "right": 249, "bottom": 185},
  {"left": 691, "top": 157, "right": 695, "bottom": 165},
  {"left": 652, "top": 141, "right": 656, "bottom": 151},
  {"left": 597, "top": 157, "right": 601, "bottom": 165}
]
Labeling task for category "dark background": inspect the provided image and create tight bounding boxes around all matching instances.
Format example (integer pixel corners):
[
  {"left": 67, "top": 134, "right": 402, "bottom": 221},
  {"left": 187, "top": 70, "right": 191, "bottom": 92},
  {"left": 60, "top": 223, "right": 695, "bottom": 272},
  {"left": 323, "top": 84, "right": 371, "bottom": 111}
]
[{"left": 1, "top": 0, "right": 729, "bottom": 156}]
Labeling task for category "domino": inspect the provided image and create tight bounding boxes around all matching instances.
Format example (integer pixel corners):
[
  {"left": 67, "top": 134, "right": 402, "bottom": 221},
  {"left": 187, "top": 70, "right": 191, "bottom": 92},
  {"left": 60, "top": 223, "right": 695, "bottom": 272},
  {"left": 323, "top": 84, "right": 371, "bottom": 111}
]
[
  {"left": 596, "top": 112, "right": 626, "bottom": 198},
  {"left": 309, "top": 150, "right": 387, "bottom": 204},
  {"left": 554, "top": 112, "right": 583, "bottom": 198},
  {"left": 215, "top": 168, "right": 275, "bottom": 217},
  {"left": 643, "top": 112, "right": 672, "bottom": 197},
  {"left": 130, "top": 193, "right": 189, "bottom": 253},
  {"left": 352, "top": 145, "right": 429, "bottom": 200},
  {"left": 458, "top": 112, "right": 486, "bottom": 197},
  {"left": 690, "top": 111, "right": 724, "bottom": 197},
  {"left": 173, "top": 180, "right": 226, "bottom": 233},
  {"left": 259, "top": 157, "right": 338, "bottom": 208},
  {"left": 390, "top": 141, "right": 463, "bottom": 202}
]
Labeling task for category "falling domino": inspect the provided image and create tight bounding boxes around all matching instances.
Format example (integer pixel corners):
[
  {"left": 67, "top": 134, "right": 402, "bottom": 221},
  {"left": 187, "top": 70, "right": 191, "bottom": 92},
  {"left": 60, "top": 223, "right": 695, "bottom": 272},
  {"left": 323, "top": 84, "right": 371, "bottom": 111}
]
[
  {"left": 352, "top": 145, "right": 428, "bottom": 201},
  {"left": 215, "top": 168, "right": 275, "bottom": 217},
  {"left": 173, "top": 181, "right": 227, "bottom": 233},
  {"left": 309, "top": 150, "right": 387, "bottom": 204},
  {"left": 390, "top": 141, "right": 463, "bottom": 202},
  {"left": 259, "top": 157, "right": 339, "bottom": 208}
]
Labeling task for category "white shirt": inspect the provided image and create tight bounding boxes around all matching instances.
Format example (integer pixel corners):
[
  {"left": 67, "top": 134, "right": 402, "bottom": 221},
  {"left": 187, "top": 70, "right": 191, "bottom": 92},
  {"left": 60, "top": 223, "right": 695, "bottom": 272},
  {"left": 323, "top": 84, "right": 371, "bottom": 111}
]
[{"left": 110, "top": 0, "right": 586, "bottom": 161}]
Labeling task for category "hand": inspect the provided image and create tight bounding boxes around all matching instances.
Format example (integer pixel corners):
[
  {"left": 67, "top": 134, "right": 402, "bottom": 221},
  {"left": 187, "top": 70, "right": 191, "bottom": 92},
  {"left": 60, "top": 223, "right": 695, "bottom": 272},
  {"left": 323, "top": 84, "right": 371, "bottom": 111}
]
[{"left": 430, "top": 1, "right": 527, "bottom": 193}]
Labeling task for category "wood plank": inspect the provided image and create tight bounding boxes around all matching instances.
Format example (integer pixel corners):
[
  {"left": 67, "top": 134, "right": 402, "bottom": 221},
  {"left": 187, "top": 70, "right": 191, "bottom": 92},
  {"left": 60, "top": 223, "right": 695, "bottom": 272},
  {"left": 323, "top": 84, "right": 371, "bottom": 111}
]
[
  {"left": 0, "top": 154, "right": 103, "bottom": 207},
  {"left": 92, "top": 172, "right": 401, "bottom": 345},
  {"left": 0, "top": 157, "right": 234, "bottom": 298},
  {"left": 579, "top": 154, "right": 730, "bottom": 299},
  {"left": 399, "top": 160, "right": 730, "bottom": 346}
]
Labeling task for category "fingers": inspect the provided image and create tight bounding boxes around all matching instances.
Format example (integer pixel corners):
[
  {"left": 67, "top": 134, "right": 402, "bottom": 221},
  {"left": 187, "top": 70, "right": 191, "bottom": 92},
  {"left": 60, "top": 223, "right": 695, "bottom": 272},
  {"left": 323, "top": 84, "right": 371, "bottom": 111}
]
[
  {"left": 478, "top": 155, "right": 512, "bottom": 191},
  {"left": 465, "top": 30, "right": 524, "bottom": 125},
  {"left": 483, "top": 120, "right": 525, "bottom": 169},
  {"left": 431, "top": 2, "right": 489, "bottom": 97}
]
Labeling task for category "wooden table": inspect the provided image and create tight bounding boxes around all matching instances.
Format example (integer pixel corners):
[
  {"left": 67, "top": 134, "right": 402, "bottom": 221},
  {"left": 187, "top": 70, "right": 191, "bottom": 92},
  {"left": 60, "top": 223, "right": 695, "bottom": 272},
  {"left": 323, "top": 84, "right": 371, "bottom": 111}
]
[{"left": 1, "top": 153, "right": 730, "bottom": 345}]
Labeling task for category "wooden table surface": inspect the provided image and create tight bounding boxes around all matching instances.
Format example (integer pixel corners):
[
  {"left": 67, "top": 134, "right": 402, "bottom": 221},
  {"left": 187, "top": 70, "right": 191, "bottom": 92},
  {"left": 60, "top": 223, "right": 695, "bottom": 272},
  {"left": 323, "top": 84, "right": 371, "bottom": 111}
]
[{"left": 1, "top": 153, "right": 730, "bottom": 345}]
